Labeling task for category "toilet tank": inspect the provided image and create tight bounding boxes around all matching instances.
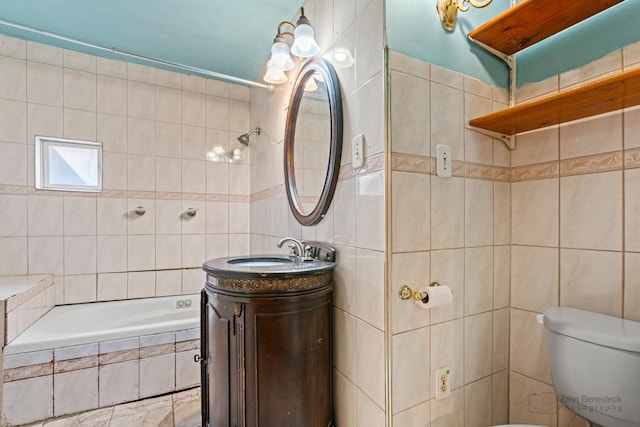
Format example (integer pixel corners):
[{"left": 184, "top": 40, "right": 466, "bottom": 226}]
[{"left": 542, "top": 307, "right": 640, "bottom": 427}]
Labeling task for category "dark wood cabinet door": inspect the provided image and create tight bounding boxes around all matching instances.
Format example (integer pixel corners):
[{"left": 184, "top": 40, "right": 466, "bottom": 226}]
[
  {"left": 203, "top": 286, "right": 333, "bottom": 427},
  {"left": 206, "top": 294, "right": 244, "bottom": 427}
]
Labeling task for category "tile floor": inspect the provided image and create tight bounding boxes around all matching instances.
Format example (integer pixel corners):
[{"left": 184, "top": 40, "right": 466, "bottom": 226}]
[{"left": 24, "top": 387, "right": 200, "bottom": 427}]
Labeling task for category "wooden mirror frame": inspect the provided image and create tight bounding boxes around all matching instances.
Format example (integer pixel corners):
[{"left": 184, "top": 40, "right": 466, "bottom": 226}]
[{"left": 284, "top": 58, "right": 343, "bottom": 226}]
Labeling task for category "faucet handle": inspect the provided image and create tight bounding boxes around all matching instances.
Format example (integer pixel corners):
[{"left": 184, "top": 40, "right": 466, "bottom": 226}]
[{"left": 287, "top": 244, "right": 300, "bottom": 256}]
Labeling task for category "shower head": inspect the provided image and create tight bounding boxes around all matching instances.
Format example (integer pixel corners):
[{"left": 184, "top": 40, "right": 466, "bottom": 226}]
[{"left": 237, "top": 127, "right": 261, "bottom": 145}]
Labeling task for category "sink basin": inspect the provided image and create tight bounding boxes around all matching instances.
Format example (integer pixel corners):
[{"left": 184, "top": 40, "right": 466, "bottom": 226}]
[{"left": 227, "top": 257, "right": 295, "bottom": 267}]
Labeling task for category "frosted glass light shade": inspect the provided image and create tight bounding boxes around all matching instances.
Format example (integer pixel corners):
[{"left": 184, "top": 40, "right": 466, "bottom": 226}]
[
  {"left": 291, "top": 24, "right": 319, "bottom": 58},
  {"left": 263, "top": 60, "right": 288, "bottom": 84},
  {"left": 270, "top": 41, "right": 295, "bottom": 71}
]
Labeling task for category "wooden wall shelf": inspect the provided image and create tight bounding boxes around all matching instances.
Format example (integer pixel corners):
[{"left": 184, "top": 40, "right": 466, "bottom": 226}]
[
  {"left": 469, "top": 68, "right": 640, "bottom": 136},
  {"left": 468, "top": 0, "right": 624, "bottom": 56}
]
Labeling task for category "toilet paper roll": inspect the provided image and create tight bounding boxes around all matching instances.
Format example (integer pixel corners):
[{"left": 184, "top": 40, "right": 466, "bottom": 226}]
[{"left": 415, "top": 285, "right": 453, "bottom": 310}]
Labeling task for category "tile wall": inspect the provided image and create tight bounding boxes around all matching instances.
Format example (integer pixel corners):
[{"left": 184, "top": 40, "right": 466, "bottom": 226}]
[
  {"left": 0, "top": 34, "right": 251, "bottom": 305},
  {"left": 388, "top": 51, "right": 511, "bottom": 426},
  {"left": 508, "top": 42, "right": 640, "bottom": 426},
  {"left": 249, "top": 0, "right": 387, "bottom": 425}
]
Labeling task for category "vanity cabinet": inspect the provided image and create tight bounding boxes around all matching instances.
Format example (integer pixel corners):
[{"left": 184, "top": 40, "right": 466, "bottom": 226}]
[{"left": 200, "top": 255, "right": 335, "bottom": 427}]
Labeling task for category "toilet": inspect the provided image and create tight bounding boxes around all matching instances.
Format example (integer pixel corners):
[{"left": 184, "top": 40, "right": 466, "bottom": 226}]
[
  {"left": 540, "top": 307, "right": 640, "bottom": 427},
  {"left": 493, "top": 307, "right": 640, "bottom": 427}
]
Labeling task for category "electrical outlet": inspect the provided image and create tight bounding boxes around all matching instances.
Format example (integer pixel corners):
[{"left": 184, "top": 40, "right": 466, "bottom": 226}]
[
  {"left": 352, "top": 134, "right": 365, "bottom": 169},
  {"left": 436, "top": 144, "right": 452, "bottom": 177},
  {"left": 435, "top": 366, "right": 451, "bottom": 400}
]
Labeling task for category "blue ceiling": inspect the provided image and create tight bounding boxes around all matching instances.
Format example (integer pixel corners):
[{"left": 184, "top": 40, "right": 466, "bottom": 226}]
[{"left": 0, "top": 0, "right": 303, "bottom": 84}]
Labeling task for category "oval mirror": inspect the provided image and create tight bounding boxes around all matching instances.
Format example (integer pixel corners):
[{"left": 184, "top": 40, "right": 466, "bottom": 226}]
[{"left": 284, "top": 58, "right": 343, "bottom": 226}]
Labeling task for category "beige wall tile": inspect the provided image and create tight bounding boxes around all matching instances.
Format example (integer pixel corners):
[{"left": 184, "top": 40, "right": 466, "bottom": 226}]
[
  {"left": 98, "top": 360, "right": 139, "bottom": 407},
  {"left": 492, "top": 371, "right": 509, "bottom": 425},
  {"left": 510, "top": 309, "right": 552, "bottom": 384},
  {"left": 53, "top": 367, "right": 98, "bottom": 416},
  {"left": 512, "top": 179, "right": 558, "bottom": 247},
  {"left": 560, "top": 113, "right": 622, "bottom": 159},
  {"left": 625, "top": 169, "right": 640, "bottom": 251},
  {"left": 464, "top": 246, "right": 493, "bottom": 316},
  {"left": 356, "top": 320, "right": 385, "bottom": 408},
  {"left": 431, "top": 176, "right": 464, "bottom": 249},
  {"left": 3, "top": 375, "right": 53, "bottom": 425},
  {"left": 465, "top": 179, "right": 493, "bottom": 247},
  {"left": 431, "top": 387, "right": 464, "bottom": 427},
  {"left": 625, "top": 252, "right": 640, "bottom": 321},
  {"left": 334, "top": 371, "right": 357, "bottom": 427},
  {"left": 464, "top": 376, "right": 492, "bottom": 427},
  {"left": 511, "top": 246, "right": 558, "bottom": 313},
  {"left": 392, "top": 327, "right": 430, "bottom": 412},
  {"left": 392, "top": 171, "right": 430, "bottom": 252},
  {"left": 390, "top": 71, "right": 430, "bottom": 156},
  {"left": 493, "top": 246, "right": 510, "bottom": 309},
  {"left": 393, "top": 401, "right": 430, "bottom": 426},
  {"left": 334, "top": 308, "right": 357, "bottom": 383},
  {"left": 509, "top": 371, "right": 557, "bottom": 426},
  {"left": 355, "top": 248, "right": 385, "bottom": 330},
  {"left": 464, "top": 94, "right": 493, "bottom": 165},
  {"left": 356, "top": 389, "right": 385, "bottom": 427},
  {"left": 624, "top": 107, "right": 640, "bottom": 148},
  {"left": 356, "top": 171, "right": 385, "bottom": 251},
  {"left": 492, "top": 308, "right": 509, "bottom": 373},
  {"left": 560, "top": 171, "right": 622, "bottom": 251},
  {"left": 464, "top": 312, "right": 492, "bottom": 383},
  {"left": 560, "top": 249, "right": 623, "bottom": 317},
  {"left": 494, "top": 181, "right": 510, "bottom": 246},
  {"left": 431, "top": 83, "right": 464, "bottom": 160}
]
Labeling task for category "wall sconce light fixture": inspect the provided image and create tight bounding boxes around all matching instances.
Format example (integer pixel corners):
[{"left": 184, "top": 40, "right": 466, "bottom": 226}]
[
  {"left": 263, "top": 8, "right": 320, "bottom": 85},
  {"left": 437, "top": 0, "right": 492, "bottom": 31}
]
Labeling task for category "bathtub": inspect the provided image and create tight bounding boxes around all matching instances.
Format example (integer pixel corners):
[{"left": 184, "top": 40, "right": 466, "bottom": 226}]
[
  {"left": 4, "top": 294, "right": 200, "bottom": 355},
  {"left": 2, "top": 294, "right": 202, "bottom": 425}
]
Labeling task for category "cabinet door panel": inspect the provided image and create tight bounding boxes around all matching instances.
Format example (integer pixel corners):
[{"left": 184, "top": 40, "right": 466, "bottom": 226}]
[{"left": 207, "top": 300, "right": 235, "bottom": 427}]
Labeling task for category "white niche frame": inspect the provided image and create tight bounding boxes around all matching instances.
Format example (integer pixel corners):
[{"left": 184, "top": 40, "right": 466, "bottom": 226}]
[{"left": 35, "top": 136, "right": 103, "bottom": 192}]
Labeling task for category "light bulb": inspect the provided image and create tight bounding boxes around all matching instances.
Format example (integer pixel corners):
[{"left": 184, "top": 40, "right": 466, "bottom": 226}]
[
  {"left": 263, "top": 60, "right": 288, "bottom": 85},
  {"left": 291, "top": 23, "right": 320, "bottom": 58},
  {"left": 270, "top": 40, "right": 295, "bottom": 71}
]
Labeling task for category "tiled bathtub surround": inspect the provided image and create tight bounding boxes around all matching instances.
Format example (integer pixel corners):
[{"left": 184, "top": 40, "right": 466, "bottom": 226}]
[
  {"left": 2, "top": 328, "right": 200, "bottom": 425},
  {"left": 509, "top": 41, "right": 640, "bottom": 426},
  {"left": 0, "top": 34, "right": 251, "bottom": 305},
  {"left": 0, "top": 275, "right": 55, "bottom": 346}
]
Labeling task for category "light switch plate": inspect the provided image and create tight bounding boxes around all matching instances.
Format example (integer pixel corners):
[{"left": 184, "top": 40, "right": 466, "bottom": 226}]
[
  {"left": 352, "top": 134, "right": 364, "bottom": 169},
  {"left": 436, "top": 144, "right": 452, "bottom": 177}
]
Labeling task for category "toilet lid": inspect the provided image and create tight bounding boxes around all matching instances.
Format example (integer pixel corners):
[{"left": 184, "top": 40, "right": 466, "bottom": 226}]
[{"left": 543, "top": 307, "right": 640, "bottom": 352}]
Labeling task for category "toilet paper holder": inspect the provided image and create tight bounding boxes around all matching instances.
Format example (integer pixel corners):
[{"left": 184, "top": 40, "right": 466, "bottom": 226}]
[{"left": 398, "top": 282, "right": 441, "bottom": 303}]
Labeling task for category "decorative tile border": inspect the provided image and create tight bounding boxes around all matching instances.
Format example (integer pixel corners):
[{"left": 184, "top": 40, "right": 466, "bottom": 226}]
[
  {"left": 626, "top": 147, "right": 640, "bottom": 169},
  {"left": 391, "top": 153, "right": 509, "bottom": 182},
  {"left": 561, "top": 151, "right": 622, "bottom": 176},
  {"left": 512, "top": 150, "right": 635, "bottom": 182},
  {"left": 0, "top": 186, "right": 250, "bottom": 202},
  {"left": 511, "top": 161, "right": 560, "bottom": 182}
]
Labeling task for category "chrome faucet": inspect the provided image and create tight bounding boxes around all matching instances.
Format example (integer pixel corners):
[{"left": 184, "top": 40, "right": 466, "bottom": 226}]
[
  {"left": 277, "top": 237, "right": 304, "bottom": 257},
  {"left": 277, "top": 237, "right": 313, "bottom": 260}
]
